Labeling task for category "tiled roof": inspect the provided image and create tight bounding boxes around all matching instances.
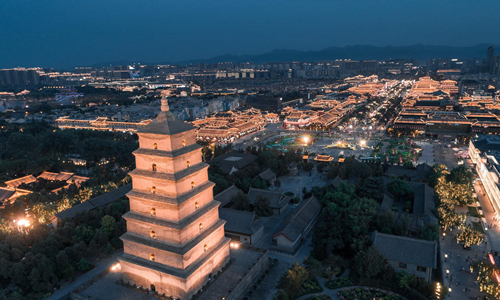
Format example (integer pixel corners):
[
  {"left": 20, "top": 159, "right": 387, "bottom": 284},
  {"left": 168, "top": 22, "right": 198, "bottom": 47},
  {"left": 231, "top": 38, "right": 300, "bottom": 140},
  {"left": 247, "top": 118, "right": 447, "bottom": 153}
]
[
  {"left": 55, "top": 184, "right": 131, "bottom": 220},
  {"left": 408, "top": 182, "right": 435, "bottom": 216},
  {"left": 0, "top": 188, "right": 15, "bottom": 204},
  {"left": 38, "top": 171, "right": 74, "bottom": 181},
  {"left": 138, "top": 111, "right": 194, "bottom": 135},
  {"left": 5, "top": 175, "right": 37, "bottom": 188},
  {"left": 219, "top": 208, "right": 263, "bottom": 235},
  {"left": 372, "top": 231, "right": 437, "bottom": 268},
  {"left": 214, "top": 185, "right": 242, "bottom": 207},
  {"left": 89, "top": 184, "right": 132, "bottom": 207},
  {"left": 248, "top": 188, "right": 287, "bottom": 209},
  {"left": 271, "top": 195, "right": 322, "bottom": 242},
  {"left": 209, "top": 152, "right": 257, "bottom": 174},
  {"left": 259, "top": 168, "right": 276, "bottom": 181}
]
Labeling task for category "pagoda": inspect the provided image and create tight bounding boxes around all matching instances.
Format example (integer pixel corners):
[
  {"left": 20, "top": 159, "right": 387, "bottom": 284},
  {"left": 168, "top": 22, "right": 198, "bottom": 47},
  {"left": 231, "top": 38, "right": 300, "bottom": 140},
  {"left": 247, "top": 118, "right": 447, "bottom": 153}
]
[{"left": 119, "top": 98, "right": 230, "bottom": 299}]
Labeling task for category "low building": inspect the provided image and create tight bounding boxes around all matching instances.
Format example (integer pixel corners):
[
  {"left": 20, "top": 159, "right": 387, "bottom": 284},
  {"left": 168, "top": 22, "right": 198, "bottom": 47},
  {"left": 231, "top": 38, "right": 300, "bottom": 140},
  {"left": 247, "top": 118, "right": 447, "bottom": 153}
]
[
  {"left": 38, "top": 171, "right": 75, "bottom": 181},
  {"left": 0, "top": 187, "right": 30, "bottom": 207},
  {"left": 219, "top": 208, "right": 264, "bottom": 245},
  {"left": 271, "top": 195, "right": 322, "bottom": 252},
  {"left": 314, "top": 154, "right": 334, "bottom": 163},
  {"left": 51, "top": 184, "right": 132, "bottom": 227},
  {"left": 214, "top": 185, "right": 243, "bottom": 208},
  {"left": 4, "top": 175, "right": 37, "bottom": 188},
  {"left": 209, "top": 152, "right": 257, "bottom": 174},
  {"left": 259, "top": 168, "right": 277, "bottom": 186},
  {"left": 247, "top": 188, "right": 289, "bottom": 215},
  {"left": 56, "top": 116, "right": 152, "bottom": 132},
  {"left": 265, "top": 113, "right": 279, "bottom": 123},
  {"left": 372, "top": 231, "right": 437, "bottom": 283}
]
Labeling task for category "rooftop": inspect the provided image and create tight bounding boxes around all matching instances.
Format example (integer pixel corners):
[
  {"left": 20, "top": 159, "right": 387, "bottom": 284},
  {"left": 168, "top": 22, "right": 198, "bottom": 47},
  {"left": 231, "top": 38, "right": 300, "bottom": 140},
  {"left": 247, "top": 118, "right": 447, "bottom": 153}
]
[{"left": 372, "top": 231, "right": 437, "bottom": 269}]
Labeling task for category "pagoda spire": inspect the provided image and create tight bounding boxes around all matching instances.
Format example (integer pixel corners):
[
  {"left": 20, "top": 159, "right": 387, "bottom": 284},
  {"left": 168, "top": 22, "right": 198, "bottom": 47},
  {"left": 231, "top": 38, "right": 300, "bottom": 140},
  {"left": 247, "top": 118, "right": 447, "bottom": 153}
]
[{"left": 161, "top": 97, "right": 169, "bottom": 112}]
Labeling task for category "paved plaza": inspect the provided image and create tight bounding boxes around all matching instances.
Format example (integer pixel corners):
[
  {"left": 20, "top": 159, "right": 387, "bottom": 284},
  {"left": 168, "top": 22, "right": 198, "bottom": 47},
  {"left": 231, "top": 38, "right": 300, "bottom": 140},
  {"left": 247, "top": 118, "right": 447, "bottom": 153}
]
[
  {"left": 76, "top": 248, "right": 266, "bottom": 300},
  {"left": 438, "top": 162, "right": 500, "bottom": 300}
]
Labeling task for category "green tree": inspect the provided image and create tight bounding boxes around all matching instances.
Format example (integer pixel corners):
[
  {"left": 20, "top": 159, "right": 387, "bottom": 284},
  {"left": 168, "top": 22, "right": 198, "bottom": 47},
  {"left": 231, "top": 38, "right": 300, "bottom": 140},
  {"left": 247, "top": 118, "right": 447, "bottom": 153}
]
[
  {"left": 77, "top": 258, "right": 92, "bottom": 272},
  {"left": 351, "top": 246, "right": 385, "bottom": 280},
  {"left": 303, "top": 162, "right": 314, "bottom": 172},
  {"left": 448, "top": 165, "right": 474, "bottom": 186},
  {"left": 254, "top": 195, "right": 273, "bottom": 217},
  {"left": 278, "top": 262, "right": 309, "bottom": 298},
  {"left": 100, "top": 215, "right": 116, "bottom": 236},
  {"left": 388, "top": 179, "right": 415, "bottom": 203},
  {"left": 232, "top": 193, "right": 251, "bottom": 211},
  {"left": 457, "top": 225, "right": 484, "bottom": 247}
]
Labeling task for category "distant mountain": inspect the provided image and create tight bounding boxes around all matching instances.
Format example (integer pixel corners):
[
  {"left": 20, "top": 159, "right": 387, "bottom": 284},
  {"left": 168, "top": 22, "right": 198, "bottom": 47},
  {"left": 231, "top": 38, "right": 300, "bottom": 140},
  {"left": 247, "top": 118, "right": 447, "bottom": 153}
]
[
  {"left": 83, "top": 44, "right": 499, "bottom": 69},
  {"left": 174, "top": 44, "right": 498, "bottom": 65}
]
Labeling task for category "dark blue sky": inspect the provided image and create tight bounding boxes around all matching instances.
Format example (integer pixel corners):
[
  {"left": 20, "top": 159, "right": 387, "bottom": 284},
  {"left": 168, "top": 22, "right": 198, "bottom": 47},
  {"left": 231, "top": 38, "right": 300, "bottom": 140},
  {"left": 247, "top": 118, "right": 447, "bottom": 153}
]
[{"left": 1, "top": 0, "right": 499, "bottom": 68}]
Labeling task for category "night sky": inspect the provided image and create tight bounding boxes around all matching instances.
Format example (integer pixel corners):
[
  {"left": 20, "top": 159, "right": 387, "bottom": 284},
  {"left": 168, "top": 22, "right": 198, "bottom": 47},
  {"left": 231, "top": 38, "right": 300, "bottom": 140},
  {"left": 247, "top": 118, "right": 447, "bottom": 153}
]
[{"left": 1, "top": 0, "right": 499, "bottom": 68}]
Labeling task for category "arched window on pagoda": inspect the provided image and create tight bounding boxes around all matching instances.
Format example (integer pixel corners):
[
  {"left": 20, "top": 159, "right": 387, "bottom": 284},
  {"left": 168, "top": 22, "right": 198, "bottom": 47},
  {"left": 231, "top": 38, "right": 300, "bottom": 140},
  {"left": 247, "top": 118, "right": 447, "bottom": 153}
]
[
  {"left": 187, "top": 161, "right": 190, "bottom": 168},
  {"left": 153, "top": 143, "right": 158, "bottom": 150},
  {"left": 195, "top": 202, "right": 199, "bottom": 210},
  {"left": 150, "top": 253, "right": 155, "bottom": 261},
  {"left": 199, "top": 223, "right": 203, "bottom": 231},
  {"left": 204, "top": 244, "right": 208, "bottom": 253},
  {"left": 151, "top": 207, "right": 156, "bottom": 216},
  {"left": 150, "top": 230, "right": 156, "bottom": 239},
  {"left": 182, "top": 140, "right": 186, "bottom": 147},
  {"left": 151, "top": 186, "right": 156, "bottom": 194},
  {"left": 191, "top": 181, "right": 195, "bottom": 189},
  {"left": 152, "top": 164, "right": 157, "bottom": 172}
]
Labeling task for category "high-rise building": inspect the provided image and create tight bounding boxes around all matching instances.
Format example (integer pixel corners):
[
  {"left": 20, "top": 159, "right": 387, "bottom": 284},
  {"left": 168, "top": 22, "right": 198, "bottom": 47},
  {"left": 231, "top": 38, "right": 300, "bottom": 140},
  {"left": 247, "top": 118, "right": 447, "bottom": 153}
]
[
  {"left": 119, "top": 98, "right": 230, "bottom": 299},
  {"left": 486, "top": 46, "right": 496, "bottom": 74}
]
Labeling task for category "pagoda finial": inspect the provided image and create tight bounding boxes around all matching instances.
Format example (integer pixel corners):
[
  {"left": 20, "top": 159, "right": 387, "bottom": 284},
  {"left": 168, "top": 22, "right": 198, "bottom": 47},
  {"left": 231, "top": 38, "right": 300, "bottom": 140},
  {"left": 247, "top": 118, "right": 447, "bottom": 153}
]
[{"left": 161, "top": 97, "right": 169, "bottom": 112}]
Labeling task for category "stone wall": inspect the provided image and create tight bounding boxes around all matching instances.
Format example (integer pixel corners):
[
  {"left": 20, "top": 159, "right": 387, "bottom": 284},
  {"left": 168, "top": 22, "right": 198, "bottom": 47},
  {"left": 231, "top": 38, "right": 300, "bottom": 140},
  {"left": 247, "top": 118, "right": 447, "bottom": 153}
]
[{"left": 226, "top": 249, "right": 269, "bottom": 300}]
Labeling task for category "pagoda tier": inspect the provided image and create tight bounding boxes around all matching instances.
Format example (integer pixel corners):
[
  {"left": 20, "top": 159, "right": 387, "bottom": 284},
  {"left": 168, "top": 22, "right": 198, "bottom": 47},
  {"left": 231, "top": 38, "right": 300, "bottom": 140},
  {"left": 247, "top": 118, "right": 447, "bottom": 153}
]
[{"left": 120, "top": 99, "right": 230, "bottom": 299}]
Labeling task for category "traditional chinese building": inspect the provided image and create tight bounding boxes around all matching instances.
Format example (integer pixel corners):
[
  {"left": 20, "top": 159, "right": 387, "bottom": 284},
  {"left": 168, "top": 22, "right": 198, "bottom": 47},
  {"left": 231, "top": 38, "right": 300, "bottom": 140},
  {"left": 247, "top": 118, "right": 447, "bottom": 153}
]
[{"left": 119, "top": 99, "right": 230, "bottom": 299}]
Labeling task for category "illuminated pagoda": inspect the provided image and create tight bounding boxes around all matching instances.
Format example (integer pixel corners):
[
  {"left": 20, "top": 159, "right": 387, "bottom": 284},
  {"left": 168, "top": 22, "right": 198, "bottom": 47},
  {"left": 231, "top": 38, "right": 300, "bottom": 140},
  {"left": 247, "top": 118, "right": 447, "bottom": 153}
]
[{"left": 119, "top": 98, "right": 230, "bottom": 299}]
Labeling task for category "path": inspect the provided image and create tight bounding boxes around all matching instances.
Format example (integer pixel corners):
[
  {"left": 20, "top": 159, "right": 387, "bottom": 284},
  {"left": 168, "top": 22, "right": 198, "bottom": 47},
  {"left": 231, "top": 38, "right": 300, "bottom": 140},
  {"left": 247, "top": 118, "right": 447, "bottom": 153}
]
[
  {"left": 294, "top": 282, "right": 394, "bottom": 300},
  {"left": 416, "top": 141, "right": 434, "bottom": 166},
  {"left": 45, "top": 250, "right": 123, "bottom": 300}
]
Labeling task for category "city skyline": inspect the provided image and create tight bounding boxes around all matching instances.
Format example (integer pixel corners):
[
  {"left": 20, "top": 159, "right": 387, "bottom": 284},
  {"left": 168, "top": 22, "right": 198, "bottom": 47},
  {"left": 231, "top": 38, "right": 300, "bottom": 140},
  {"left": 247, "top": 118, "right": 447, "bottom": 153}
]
[{"left": 1, "top": 0, "right": 500, "bottom": 68}]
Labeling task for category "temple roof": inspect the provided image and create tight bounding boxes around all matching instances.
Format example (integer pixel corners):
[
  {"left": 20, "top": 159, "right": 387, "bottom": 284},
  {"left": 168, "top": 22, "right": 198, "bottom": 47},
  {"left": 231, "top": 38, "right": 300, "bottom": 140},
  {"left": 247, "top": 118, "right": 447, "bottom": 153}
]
[{"left": 138, "top": 110, "right": 195, "bottom": 136}]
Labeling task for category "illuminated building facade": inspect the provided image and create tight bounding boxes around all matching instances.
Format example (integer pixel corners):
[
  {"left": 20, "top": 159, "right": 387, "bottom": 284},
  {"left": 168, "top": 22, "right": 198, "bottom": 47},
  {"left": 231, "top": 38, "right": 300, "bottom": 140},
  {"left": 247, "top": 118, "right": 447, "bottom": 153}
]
[
  {"left": 119, "top": 99, "right": 230, "bottom": 299},
  {"left": 56, "top": 116, "right": 152, "bottom": 132}
]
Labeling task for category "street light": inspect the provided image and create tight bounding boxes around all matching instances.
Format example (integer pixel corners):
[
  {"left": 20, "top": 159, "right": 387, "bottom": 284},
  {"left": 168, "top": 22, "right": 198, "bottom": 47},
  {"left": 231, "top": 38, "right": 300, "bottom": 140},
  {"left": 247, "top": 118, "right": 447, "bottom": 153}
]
[{"left": 444, "top": 254, "right": 448, "bottom": 262}]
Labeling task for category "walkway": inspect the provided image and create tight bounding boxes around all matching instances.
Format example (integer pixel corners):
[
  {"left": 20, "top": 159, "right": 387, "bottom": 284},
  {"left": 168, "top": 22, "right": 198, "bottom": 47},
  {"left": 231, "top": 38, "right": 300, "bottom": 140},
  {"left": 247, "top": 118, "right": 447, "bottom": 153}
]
[
  {"left": 294, "top": 280, "right": 397, "bottom": 300},
  {"left": 415, "top": 141, "right": 434, "bottom": 166},
  {"left": 45, "top": 250, "right": 123, "bottom": 300},
  {"left": 436, "top": 161, "right": 499, "bottom": 300}
]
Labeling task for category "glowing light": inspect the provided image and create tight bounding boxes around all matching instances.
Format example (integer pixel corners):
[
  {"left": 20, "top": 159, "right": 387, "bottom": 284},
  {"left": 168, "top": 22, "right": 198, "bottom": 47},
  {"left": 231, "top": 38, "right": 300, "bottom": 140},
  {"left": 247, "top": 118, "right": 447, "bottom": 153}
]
[
  {"left": 303, "top": 136, "right": 309, "bottom": 144},
  {"left": 17, "top": 219, "right": 30, "bottom": 227},
  {"left": 111, "top": 263, "right": 121, "bottom": 271},
  {"left": 489, "top": 253, "right": 496, "bottom": 265},
  {"left": 360, "top": 140, "right": 366, "bottom": 147},
  {"left": 446, "top": 270, "right": 449, "bottom": 274},
  {"left": 230, "top": 242, "right": 240, "bottom": 249}
]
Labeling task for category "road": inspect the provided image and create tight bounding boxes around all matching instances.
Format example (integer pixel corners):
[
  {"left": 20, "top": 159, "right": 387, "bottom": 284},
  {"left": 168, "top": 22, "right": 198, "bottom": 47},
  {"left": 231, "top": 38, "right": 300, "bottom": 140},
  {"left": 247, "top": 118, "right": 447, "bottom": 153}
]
[{"left": 45, "top": 251, "right": 123, "bottom": 300}]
